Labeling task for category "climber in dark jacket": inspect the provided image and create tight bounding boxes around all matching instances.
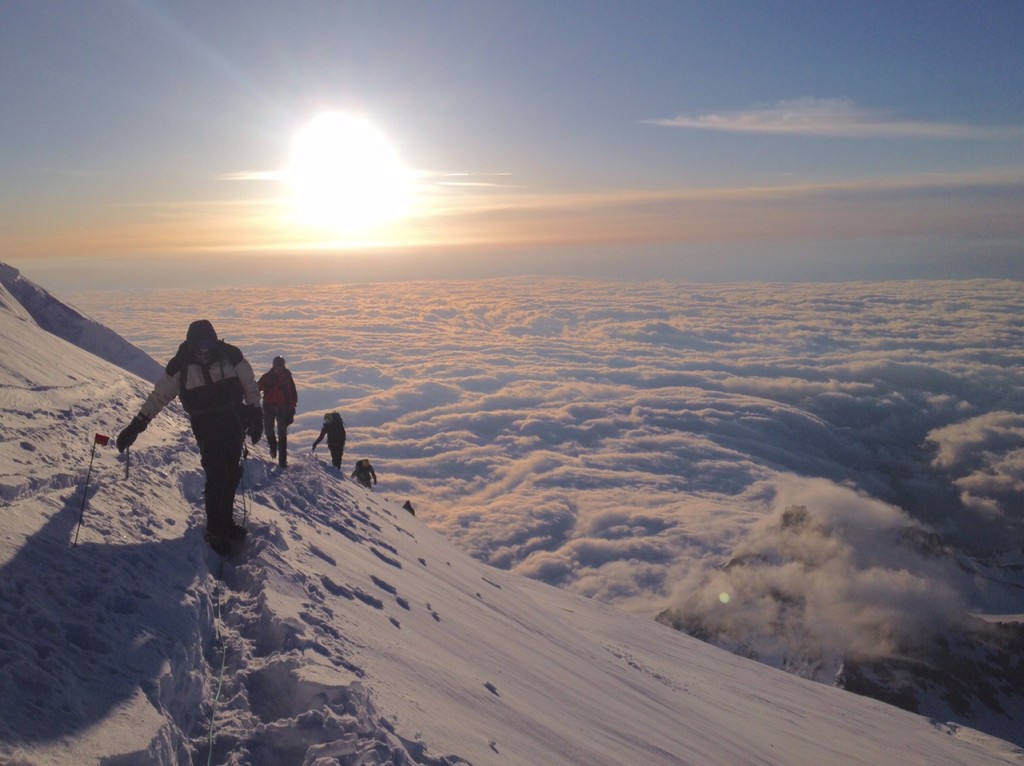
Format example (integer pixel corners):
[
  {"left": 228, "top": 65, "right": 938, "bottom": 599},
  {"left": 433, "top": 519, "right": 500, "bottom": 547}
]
[
  {"left": 115, "top": 319, "right": 263, "bottom": 554},
  {"left": 311, "top": 412, "right": 347, "bottom": 469}
]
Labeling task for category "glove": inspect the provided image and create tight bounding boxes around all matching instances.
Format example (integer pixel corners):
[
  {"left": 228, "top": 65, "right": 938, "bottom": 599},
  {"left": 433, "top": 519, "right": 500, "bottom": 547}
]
[
  {"left": 116, "top": 414, "right": 149, "bottom": 453},
  {"left": 247, "top": 405, "right": 263, "bottom": 445}
]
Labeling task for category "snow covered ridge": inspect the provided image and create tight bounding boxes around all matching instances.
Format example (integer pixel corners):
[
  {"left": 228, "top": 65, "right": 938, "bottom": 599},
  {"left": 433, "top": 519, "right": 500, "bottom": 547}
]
[
  {"left": 0, "top": 262, "right": 162, "bottom": 383},
  {"left": 2, "top": 276, "right": 1023, "bottom": 765}
]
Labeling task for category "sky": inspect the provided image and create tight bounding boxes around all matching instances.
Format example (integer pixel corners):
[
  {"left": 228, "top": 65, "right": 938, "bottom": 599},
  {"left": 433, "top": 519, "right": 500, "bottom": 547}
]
[
  {"left": 3, "top": 272, "right": 1022, "bottom": 766},
  {"left": 2, "top": 0, "right": 1023, "bottom": 288}
]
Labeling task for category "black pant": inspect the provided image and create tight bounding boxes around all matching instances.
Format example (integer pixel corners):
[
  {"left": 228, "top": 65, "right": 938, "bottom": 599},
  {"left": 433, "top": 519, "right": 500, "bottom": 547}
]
[
  {"left": 327, "top": 443, "right": 344, "bottom": 468},
  {"left": 263, "top": 404, "right": 292, "bottom": 465},
  {"left": 191, "top": 410, "right": 244, "bottom": 536}
]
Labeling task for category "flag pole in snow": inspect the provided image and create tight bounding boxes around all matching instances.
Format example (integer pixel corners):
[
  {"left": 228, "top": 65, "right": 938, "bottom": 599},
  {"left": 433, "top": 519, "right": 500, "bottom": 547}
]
[{"left": 74, "top": 433, "right": 109, "bottom": 547}]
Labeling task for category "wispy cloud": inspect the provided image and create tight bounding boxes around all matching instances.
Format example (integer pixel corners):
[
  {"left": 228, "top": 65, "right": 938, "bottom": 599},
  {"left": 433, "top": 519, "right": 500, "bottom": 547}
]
[
  {"left": 646, "top": 97, "right": 1024, "bottom": 139},
  {"left": 425, "top": 171, "right": 516, "bottom": 189},
  {"left": 216, "top": 170, "right": 283, "bottom": 182},
  {"left": 215, "top": 169, "right": 517, "bottom": 189}
]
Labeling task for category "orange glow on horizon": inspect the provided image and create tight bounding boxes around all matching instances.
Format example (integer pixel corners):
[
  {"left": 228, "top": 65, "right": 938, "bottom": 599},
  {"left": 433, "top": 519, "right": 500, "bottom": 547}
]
[{"left": 3, "top": 170, "right": 1022, "bottom": 260}]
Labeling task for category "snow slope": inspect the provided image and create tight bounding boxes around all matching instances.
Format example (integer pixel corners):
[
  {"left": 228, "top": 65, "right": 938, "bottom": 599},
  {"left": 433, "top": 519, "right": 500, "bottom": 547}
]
[
  {"left": 1, "top": 277, "right": 1022, "bottom": 765},
  {"left": 0, "top": 263, "right": 162, "bottom": 383}
]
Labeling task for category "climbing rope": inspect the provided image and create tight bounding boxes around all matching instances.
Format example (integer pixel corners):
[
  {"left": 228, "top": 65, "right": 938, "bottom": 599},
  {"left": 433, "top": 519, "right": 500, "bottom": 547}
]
[
  {"left": 205, "top": 557, "right": 229, "bottom": 765},
  {"left": 204, "top": 443, "right": 253, "bottom": 762}
]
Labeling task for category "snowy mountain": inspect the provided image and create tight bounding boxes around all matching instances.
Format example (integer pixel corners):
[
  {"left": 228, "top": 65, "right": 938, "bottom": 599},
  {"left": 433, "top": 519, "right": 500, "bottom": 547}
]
[
  {"left": 0, "top": 263, "right": 162, "bottom": 383},
  {"left": 1, "top": 275, "right": 1023, "bottom": 765}
]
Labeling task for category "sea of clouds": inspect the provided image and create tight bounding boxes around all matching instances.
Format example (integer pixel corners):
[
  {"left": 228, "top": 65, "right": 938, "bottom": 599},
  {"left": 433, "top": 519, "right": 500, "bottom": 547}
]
[{"left": 71, "top": 277, "right": 1024, "bottom": 667}]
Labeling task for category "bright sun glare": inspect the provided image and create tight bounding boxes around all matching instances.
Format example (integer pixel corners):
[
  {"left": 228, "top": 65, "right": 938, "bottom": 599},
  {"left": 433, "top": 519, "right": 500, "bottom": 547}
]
[{"left": 287, "top": 111, "right": 414, "bottom": 232}]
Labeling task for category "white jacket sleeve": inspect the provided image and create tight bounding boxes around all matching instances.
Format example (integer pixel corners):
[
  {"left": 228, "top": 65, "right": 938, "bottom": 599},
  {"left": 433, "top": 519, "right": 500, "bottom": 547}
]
[
  {"left": 139, "top": 372, "right": 182, "bottom": 420},
  {"left": 236, "top": 358, "right": 261, "bottom": 407}
]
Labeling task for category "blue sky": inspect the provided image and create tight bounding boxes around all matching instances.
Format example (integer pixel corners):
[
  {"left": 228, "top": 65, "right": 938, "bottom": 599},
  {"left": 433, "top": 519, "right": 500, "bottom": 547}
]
[{"left": 2, "top": 1, "right": 1022, "bottom": 286}]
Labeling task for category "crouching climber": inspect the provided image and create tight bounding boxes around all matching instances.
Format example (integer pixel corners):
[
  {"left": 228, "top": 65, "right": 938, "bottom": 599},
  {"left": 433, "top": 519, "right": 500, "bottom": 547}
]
[{"left": 351, "top": 459, "right": 377, "bottom": 489}]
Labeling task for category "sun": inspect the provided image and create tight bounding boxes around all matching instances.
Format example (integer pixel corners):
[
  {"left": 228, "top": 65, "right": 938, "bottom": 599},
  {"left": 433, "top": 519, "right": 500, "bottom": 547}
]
[{"left": 287, "top": 111, "right": 414, "bottom": 232}]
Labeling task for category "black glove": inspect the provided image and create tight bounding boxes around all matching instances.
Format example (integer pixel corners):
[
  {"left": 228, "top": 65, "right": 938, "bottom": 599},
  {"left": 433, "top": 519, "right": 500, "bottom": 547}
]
[
  {"left": 116, "top": 414, "right": 149, "bottom": 453},
  {"left": 247, "top": 405, "right": 263, "bottom": 444}
]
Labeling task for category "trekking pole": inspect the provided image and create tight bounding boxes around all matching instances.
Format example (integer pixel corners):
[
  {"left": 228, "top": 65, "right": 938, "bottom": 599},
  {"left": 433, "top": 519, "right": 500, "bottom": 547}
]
[
  {"left": 125, "top": 445, "right": 131, "bottom": 480},
  {"left": 74, "top": 433, "right": 110, "bottom": 547},
  {"left": 240, "top": 444, "right": 251, "bottom": 528}
]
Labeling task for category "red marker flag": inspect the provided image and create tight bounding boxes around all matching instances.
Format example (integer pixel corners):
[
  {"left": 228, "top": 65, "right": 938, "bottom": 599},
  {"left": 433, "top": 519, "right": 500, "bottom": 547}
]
[{"left": 77, "top": 433, "right": 110, "bottom": 546}]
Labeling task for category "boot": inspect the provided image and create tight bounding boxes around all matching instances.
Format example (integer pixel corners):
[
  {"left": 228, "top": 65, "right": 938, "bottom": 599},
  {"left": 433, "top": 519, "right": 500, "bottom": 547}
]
[{"left": 204, "top": 484, "right": 231, "bottom": 537}]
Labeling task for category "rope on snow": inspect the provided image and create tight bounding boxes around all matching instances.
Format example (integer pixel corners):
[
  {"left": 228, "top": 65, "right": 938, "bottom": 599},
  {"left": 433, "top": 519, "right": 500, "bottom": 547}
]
[{"left": 204, "top": 557, "right": 230, "bottom": 765}]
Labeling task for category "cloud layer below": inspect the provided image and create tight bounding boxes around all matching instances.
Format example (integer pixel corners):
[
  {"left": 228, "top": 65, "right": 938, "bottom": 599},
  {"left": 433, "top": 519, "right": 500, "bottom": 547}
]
[{"left": 73, "top": 277, "right": 1024, "bottom": 663}]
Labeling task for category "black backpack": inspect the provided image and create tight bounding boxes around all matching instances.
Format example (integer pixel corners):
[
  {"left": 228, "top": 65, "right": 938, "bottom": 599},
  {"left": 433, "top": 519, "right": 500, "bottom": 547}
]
[{"left": 325, "top": 412, "right": 346, "bottom": 441}]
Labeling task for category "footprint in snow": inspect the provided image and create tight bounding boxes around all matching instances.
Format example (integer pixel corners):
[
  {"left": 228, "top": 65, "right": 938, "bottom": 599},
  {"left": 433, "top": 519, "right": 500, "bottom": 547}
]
[
  {"left": 353, "top": 589, "right": 384, "bottom": 610},
  {"left": 370, "top": 547, "right": 401, "bottom": 568},
  {"left": 370, "top": 575, "right": 397, "bottom": 594},
  {"left": 307, "top": 544, "right": 337, "bottom": 566},
  {"left": 321, "top": 576, "right": 354, "bottom": 600}
]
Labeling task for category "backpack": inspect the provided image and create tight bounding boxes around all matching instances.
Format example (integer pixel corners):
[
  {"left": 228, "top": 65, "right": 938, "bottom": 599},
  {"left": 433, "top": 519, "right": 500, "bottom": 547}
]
[
  {"left": 260, "top": 369, "right": 296, "bottom": 407},
  {"left": 324, "top": 412, "right": 346, "bottom": 444}
]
